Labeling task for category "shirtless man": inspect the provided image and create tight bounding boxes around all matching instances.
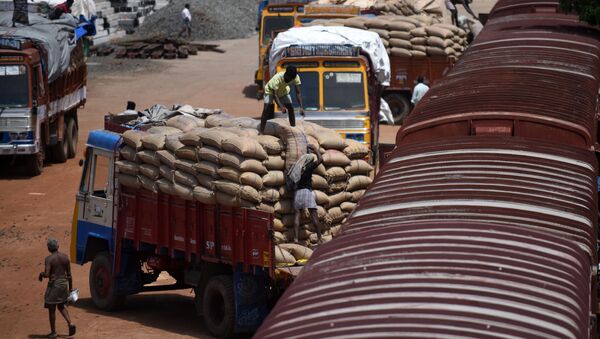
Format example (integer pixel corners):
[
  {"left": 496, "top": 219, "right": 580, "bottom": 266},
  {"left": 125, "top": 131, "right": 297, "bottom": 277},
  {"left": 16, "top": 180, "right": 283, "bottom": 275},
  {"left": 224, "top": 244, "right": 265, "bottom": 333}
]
[{"left": 38, "top": 238, "right": 76, "bottom": 338}]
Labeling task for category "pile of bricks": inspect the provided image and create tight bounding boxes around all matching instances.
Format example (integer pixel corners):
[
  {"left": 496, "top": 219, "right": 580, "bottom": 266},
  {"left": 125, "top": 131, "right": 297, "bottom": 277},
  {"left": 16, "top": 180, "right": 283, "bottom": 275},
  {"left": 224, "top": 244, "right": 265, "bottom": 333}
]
[{"left": 92, "top": 39, "right": 225, "bottom": 59}]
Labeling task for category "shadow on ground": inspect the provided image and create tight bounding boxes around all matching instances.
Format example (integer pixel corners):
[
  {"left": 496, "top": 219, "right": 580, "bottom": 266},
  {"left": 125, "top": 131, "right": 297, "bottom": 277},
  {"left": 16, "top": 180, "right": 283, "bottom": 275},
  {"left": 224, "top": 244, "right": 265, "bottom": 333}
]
[{"left": 242, "top": 84, "right": 261, "bottom": 100}]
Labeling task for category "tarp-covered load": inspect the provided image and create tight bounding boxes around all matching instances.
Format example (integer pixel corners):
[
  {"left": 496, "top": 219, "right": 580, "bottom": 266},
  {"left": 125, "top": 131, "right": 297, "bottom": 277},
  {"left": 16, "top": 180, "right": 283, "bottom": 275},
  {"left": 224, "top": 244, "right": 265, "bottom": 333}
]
[
  {"left": 0, "top": 12, "right": 78, "bottom": 82},
  {"left": 269, "top": 26, "right": 391, "bottom": 85}
]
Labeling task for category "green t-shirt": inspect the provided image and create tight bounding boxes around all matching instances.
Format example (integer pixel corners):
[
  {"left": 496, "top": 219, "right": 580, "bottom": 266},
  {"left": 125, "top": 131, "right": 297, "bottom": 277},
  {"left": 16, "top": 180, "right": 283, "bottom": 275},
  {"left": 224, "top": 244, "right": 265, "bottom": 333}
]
[{"left": 264, "top": 72, "right": 301, "bottom": 97}]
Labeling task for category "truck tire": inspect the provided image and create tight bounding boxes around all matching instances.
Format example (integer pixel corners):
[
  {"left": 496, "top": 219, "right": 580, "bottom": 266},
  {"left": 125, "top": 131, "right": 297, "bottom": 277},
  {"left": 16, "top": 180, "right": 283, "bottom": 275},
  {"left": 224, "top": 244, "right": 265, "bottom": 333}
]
[
  {"left": 384, "top": 93, "right": 411, "bottom": 124},
  {"left": 52, "top": 122, "right": 68, "bottom": 163},
  {"left": 90, "top": 251, "right": 125, "bottom": 311},
  {"left": 203, "top": 275, "right": 235, "bottom": 338},
  {"left": 66, "top": 117, "right": 78, "bottom": 159},
  {"left": 25, "top": 152, "right": 44, "bottom": 176}
]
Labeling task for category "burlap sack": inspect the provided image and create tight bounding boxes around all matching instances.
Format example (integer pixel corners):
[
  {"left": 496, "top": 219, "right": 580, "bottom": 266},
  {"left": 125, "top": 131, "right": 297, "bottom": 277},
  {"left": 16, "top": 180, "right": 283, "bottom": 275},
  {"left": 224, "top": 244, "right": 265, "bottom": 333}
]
[
  {"left": 139, "top": 175, "right": 158, "bottom": 193},
  {"left": 175, "top": 159, "right": 196, "bottom": 175},
  {"left": 141, "top": 134, "right": 166, "bottom": 151},
  {"left": 343, "top": 17, "right": 367, "bottom": 29},
  {"left": 117, "top": 173, "right": 140, "bottom": 189},
  {"left": 314, "top": 190, "right": 329, "bottom": 206},
  {"left": 123, "top": 130, "right": 146, "bottom": 150},
  {"left": 275, "top": 199, "right": 294, "bottom": 214},
  {"left": 258, "top": 203, "right": 275, "bottom": 214},
  {"left": 364, "top": 19, "right": 389, "bottom": 30},
  {"left": 240, "top": 185, "right": 261, "bottom": 204},
  {"left": 194, "top": 161, "right": 219, "bottom": 178},
  {"left": 346, "top": 159, "right": 374, "bottom": 175},
  {"left": 137, "top": 150, "right": 161, "bottom": 166},
  {"left": 329, "top": 180, "right": 347, "bottom": 193},
  {"left": 388, "top": 21, "right": 416, "bottom": 32},
  {"left": 389, "top": 38, "right": 412, "bottom": 50},
  {"left": 193, "top": 186, "right": 216, "bottom": 204},
  {"left": 279, "top": 243, "right": 313, "bottom": 261},
  {"left": 120, "top": 145, "right": 138, "bottom": 162},
  {"left": 159, "top": 165, "right": 175, "bottom": 182},
  {"left": 328, "top": 191, "right": 352, "bottom": 207},
  {"left": 369, "top": 28, "right": 390, "bottom": 39},
  {"left": 391, "top": 47, "right": 412, "bottom": 57},
  {"left": 205, "top": 113, "right": 233, "bottom": 128},
  {"left": 348, "top": 175, "right": 372, "bottom": 191},
  {"left": 156, "top": 178, "right": 174, "bottom": 195},
  {"left": 312, "top": 175, "right": 329, "bottom": 190},
  {"left": 283, "top": 126, "right": 309, "bottom": 170},
  {"left": 156, "top": 150, "right": 177, "bottom": 168},
  {"left": 165, "top": 134, "right": 185, "bottom": 153},
  {"left": 240, "top": 172, "right": 263, "bottom": 190},
  {"left": 382, "top": 39, "right": 390, "bottom": 48},
  {"left": 218, "top": 166, "right": 240, "bottom": 182},
  {"left": 274, "top": 246, "right": 296, "bottom": 266},
  {"left": 389, "top": 31, "right": 412, "bottom": 40},
  {"left": 393, "top": 15, "right": 421, "bottom": 26},
  {"left": 173, "top": 182, "right": 194, "bottom": 200},
  {"left": 197, "top": 146, "right": 220, "bottom": 164},
  {"left": 220, "top": 117, "right": 260, "bottom": 129},
  {"left": 426, "top": 46, "right": 447, "bottom": 56},
  {"left": 116, "top": 160, "right": 139, "bottom": 175},
  {"left": 410, "top": 27, "right": 427, "bottom": 37},
  {"left": 273, "top": 231, "right": 286, "bottom": 244},
  {"left": 273, "top": 218, "right": 286, "bottom": 232},
  {"left": 351, "top": 189, "right": 366, "bottom": 202},
  {"left": 427, "top": 36, "right": 452, "bottom": 48},
  {"left": 139, "top": 164, "right": 160, "bottom": 180},
  {"left": 166, "top": 115, "right": 204, "bottom": 132},
  {"left": 199, "top": 129, "right": 237, "bottom": 149},
  {"left": 341, "top": 201, "right": 357, "bottom": 213},
  {"left": 325, "top": 167, "right": 348, "bottom": 182},
  {"left": 317, "top": 130, "right": 346, "bottom": 150},
  {"left": 256, "top": 135, "right": 284, "bottom": 155},
  {"left": 343, "top": 139, "right": 370, "bottom": 159},
  {"left": 261, "top": 189, "right": 280, "bottom": 203},
  {"left": 330, "top": 224, "right": 342, "bottom": 237},
  {"left": 179, "top": 129, "right": 204, "bottom": 147},
  {"left": 410, "top": 37, "right": 427, "bottom": 45},
  {"left": 214, "top": 180, "right": 241, "bottom": 196},
  {"left": 264, "top": 155, "right": 285, "bottom": 170},
  {"left": 222, "top": 137, "right": 268, "bottom": 160},
  {"left": 219, "top": 152, "right": 268, "bottom": 174},
  {"left": 147, "top": 126, "right": 182, "bottom": 135},
  {"left": 174, "top": 170, "right": 198, "bottom": 187},
  {"left": 175, "top": 146, "right": 198, "bottom": 161},
  {"left": 426, "top": 26, "right": 454, "bottom": 39},
  {"left": 444, "top": 47, "right": 457, "bottom": 56},
  {"left": 284, "top": 227, "right": 312, "bottom": 240},
  {"left": 263, "top": 171, "right": 285, "bottom": 187},
  {"left": 196, "top": 173, "right": 215, "bottom": 190},
  {"left": 327, "top": 207, "right": 346, "bottom": 224},
  {"left": 412, "top": 45, "right": 427, "bottom": 53},
  {"left": 323, "top": 150, "right": 351, "bottom": 167},
  {"left": 314, "top": 164, "right": 327, "bottom": 177},
  {"left": 216, "top": 191, "right": 239, "bottom": 207}
]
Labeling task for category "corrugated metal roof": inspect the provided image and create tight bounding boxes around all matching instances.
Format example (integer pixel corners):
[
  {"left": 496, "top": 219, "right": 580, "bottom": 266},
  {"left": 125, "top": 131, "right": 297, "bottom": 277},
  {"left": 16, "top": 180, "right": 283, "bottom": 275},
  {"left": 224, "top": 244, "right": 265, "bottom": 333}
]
[{"left": 255, "top": 137, "right": 597, "bottom": 339}]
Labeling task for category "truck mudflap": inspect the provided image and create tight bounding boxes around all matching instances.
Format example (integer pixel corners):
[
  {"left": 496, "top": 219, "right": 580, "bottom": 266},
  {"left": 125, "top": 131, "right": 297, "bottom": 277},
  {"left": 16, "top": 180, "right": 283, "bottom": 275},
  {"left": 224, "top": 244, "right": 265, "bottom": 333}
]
[{"left": 233, "top": 267, "right": 270, "bottom": 333}]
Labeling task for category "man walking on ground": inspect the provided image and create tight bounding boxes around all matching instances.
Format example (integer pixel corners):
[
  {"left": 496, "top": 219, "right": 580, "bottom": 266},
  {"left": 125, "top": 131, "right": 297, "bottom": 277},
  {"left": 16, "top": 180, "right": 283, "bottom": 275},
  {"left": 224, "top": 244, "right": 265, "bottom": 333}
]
[
  {"left": 411, "top": 76, "right": 429, "bottom": 105},
  {"left": 179, "top": 4, "right": 192, "bottom": 39},
  {"left": 260, "top": 66, "right": 305, "bottom": 133},
  {"left": 39, "top": 238, "right": 76, "bottom": 339},
  {"left": 288, "top": 144, "right": 324, "bottom": 244}
]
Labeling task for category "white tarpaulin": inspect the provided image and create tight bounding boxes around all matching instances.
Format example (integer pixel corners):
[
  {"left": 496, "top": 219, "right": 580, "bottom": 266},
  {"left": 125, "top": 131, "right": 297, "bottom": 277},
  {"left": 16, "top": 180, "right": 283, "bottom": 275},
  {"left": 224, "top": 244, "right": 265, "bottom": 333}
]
[
  {"left": 0, "top": 11, "right": 78, "bottom": 83},
  {"left": 269, "top": 26, "right": 391, "bottom": 85}
]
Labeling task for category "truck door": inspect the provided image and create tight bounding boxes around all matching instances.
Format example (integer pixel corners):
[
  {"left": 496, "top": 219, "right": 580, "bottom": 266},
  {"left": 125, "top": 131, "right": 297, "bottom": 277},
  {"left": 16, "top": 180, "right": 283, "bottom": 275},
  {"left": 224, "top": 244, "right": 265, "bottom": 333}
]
[{"left": 78, "top": 147, "right": 115, "bottom": 228}]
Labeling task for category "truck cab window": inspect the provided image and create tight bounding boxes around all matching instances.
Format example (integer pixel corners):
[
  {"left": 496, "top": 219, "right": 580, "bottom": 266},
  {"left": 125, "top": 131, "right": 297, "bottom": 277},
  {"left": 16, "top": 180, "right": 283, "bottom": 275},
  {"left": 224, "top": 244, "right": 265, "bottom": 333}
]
[
  {"left": 91, "top": 154, "right": 110, "bottom": 198},
  {"left": 289, "top": 71, "right": 319, "bottom": 111},
  {"left": 0, "top": 65, "right": 29, "bottom": 107}
]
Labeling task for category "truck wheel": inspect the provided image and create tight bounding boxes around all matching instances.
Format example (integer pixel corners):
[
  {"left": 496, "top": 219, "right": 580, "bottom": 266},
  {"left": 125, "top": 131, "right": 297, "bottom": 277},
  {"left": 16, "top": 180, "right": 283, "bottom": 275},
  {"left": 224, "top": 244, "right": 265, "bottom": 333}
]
[
  {"left": 25, "top": 152, "right": 44, "bottom": 176},
  {"left": 52, "top": 122, "right": 68, "bottom": 163},
  {"left": 203, "top": 275, "right": 235, "bottom": 338},
  {"left": 384, "top": 93, "right": 411, "bottom": 125},
  {"left": 90, "top": 251, "right": 125, "bottom": 311},
  {"left": 66, "top": 118, "right": 78, "bottom": 159}
]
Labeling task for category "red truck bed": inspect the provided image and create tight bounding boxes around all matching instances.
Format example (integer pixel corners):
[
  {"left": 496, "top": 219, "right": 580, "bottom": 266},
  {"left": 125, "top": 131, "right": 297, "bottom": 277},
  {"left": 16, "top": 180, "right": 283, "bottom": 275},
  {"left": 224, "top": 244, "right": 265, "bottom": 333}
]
[{"left": 116, "top": 186, "right": 275, "bottom": 276}]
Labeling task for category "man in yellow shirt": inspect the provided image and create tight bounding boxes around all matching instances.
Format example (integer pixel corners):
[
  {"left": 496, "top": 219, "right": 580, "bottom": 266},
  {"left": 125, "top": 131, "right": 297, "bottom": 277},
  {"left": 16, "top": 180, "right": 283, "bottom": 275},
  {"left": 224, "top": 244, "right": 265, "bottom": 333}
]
[{"left": 260, "top": 66, "right": 304, "bottom": 133}]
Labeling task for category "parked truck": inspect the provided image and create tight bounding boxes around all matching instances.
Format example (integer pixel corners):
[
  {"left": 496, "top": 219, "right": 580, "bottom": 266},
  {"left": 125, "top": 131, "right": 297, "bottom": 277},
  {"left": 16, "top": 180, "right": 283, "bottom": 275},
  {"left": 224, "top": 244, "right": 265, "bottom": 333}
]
[
  {"left": 0, "top": 14, "right": 88, "bottom": 175},
  {"left": 71, "top": 127, "right": 305, "bottom": 338}
]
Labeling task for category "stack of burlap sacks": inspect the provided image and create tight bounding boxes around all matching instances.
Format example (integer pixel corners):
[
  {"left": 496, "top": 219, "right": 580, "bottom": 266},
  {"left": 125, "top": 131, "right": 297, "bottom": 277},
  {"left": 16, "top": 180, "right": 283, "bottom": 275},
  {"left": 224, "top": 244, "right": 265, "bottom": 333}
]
[
  {"left": 115, "top": 113, "right": 374, "bottom": 267},
  {"left": 306, "top": 15, "right": 467, "bottom": 59}
]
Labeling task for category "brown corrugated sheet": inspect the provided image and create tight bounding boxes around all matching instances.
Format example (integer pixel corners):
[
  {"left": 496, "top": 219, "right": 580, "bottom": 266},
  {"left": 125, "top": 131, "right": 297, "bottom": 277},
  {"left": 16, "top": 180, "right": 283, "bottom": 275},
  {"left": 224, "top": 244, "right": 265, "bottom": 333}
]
[{"left": 255, "top": 138, "right": 597, "bottom": 338}]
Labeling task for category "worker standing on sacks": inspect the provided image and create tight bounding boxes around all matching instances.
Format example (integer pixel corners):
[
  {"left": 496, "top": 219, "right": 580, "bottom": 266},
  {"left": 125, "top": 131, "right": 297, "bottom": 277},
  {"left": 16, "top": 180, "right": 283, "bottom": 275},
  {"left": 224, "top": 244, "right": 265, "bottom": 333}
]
[{"left": 260, "top": 66, "right": 305, "bottom": 134}]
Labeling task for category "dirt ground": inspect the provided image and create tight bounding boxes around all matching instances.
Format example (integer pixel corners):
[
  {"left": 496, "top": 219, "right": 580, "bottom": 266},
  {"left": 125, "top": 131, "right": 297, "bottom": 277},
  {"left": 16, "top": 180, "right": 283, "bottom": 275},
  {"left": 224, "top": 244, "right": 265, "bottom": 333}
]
[{"left": 0, "top": 34, "right": 400, "bottom": 338}]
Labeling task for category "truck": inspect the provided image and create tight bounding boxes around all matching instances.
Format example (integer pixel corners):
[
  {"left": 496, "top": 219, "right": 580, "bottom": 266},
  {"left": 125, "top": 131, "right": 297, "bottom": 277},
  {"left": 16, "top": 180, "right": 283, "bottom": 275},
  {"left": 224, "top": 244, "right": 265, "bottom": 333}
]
[
  {"left": 0, "top": 14, "right": 88, "bottom": 175},
  {"left": 71, "top": 126, "right": 305, "bottom": 338}
]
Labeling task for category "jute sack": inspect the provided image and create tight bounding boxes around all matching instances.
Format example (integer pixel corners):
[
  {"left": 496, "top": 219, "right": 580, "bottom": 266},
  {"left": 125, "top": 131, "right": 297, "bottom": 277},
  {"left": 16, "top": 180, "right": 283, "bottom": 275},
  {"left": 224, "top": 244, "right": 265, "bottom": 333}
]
[
  {"left": 389, "top": 31, "right": 412, "bottom": 40},
  {"left": 197, "top": 146, "right": 220, "bottom": 164},
  {"left": 412, "top": 45, "right": 427, "bottom": 53},
  {"left": 388, "top": 21, "right": 416, "bottom": 32},
  {"left": 139, "top": 175, "right": 158, "bottom": 193},
  {"left": 279, "top": 243, "right": 313, "bottom": 261},
  {"left": 147, "top": 126, "right": 182, "bottom": 135},
  {"left": 214, "top": 180, "right": 241, "bottom": 196},
  {"left": 390, "top": 47, "right": 412, "bottom": 57},
  {"left": 317, "top": 130, "right": 346, "bottom": 150},
  {"left": 159, "top": 165, "right": 175, "bottom": 182},
  {"left": 410, "top": 27, "right": 427, "bottom": 37},
  {"left": 194, "top": 161, "right": 219, "bottom": 178},
  {"left": 314, "top": 190, "right": 329, "bottom": 206},
  {"left": 240, "top": 199, "right": 258, "bottom": 209},
  {"left": 427, "top": 36, "right": 453, "bottom": 48},
  {"left": 348, "top": 175, "right": 372, "bottom": 191},
  {"left": 351, "top": 189, "right": 366, "bottom": 202},
  {"left": 240, "top": 172, "right": 263, "bottom": 190},
  {"left": 174, "top": 170, "right": 198, "bottom": 187},
  {"left": 239, "top": 185, "right": 261, "bottom": 204},
  {"left": 327, "top": 207, "right": 346, "bottom": 224},
  {"left": 434, "top": 23, "right": 460, "bottom": 35},
  {"left": 157, "top": 178, "right": 174, "bottom": 195},
  {"left": 426, "top": 46, "right": 447, "bottom": 56},
  {"left": 282, "top": 126, "right": 309, "bottom": 170},
  {"left": 218, "top": 166, "right": 240, "bottom": 182},
  {"left": 264, "top": 155, "right": 285, "bottom": 170},
  {"left": 123, "top": 130, "right": 146, "bottom": 150},
  {"left": 137, "top": 150, "right": 161, "bottom": 166},
  {"left": 258, "top": 203, "right": 275, "bottom": 214},
  {"left": 392, "top": 15, "right": 422, "bottom": 26},
  {"left": 343, "top": 17, "right": 367, "bottom": 29},
  {"left": 284, "top": 227, "right": 312, "bottom": 240},
  {"left": 220, "top": 117, "right": 259, "bottom": 129},
  {"left": 329, "top": 180, "right": 347, "bottom": 193},
  {"left": 312, "top": 174, "right": 329, "bottom": 190},
  {"left": 323, "top": 150, "right": 351, "bottom": 167},
  {"left": 216, "top": 191, "right": 239, "bottom": 207},
  {"left": 426, "top": 26, "right": 454, "bottom": 39},
  {"left": 256, "top": 135, "right": 284, "bottom": 155},
  {"left": 364, "top": 19, "right": 389, "bottom": 29},
  {"left": 261, "top": 189, "right": 280, "bottom": 203},
  {"left": 165, "top": 134, "right": 185, "bottom": 153},
  {"left": 116, "top": 160, "right": 139, "bottom": 175},
  {"left": 156, "top": 150, "right": 177, "bottom": 168},
  {"left": 369, "top": 28, "right": 390, "bottom": 40},
  {"left": 175, "top": 146, "right": 198, "bottom": 161},
  {"left": 199, "top": 129, "right": 237, "bottom": 149},
  {"left": 274, "top": 199, "right": 294, "bottom": 214},
  {"left": 452, "top": 35, "right": 461, "bottom": 43},
  {"left": 330, "top": 224, "right": 342, "bottom": 237},
  {"left": 118, "top": 173, "right": 140, "bottom": 189},
  {"left": 205, "top": 113, "right": 233, "bottom": 128},
  {"left": 326, "top": 167, "right": 348, "bottom": 182},
  {"left": 341, "top": 201, "right": 357, "bottom": 213},
  {"left": 193, "top": 186, "right": 216, "bottom": 204},
  {"left": 410, "top": 37, "right": 427, "bottom": 45},
  {"left": 179, "top": 129, "right": 204, "bottom": 147},
  {"left": 173, "top": 182, "right": 194, "bottom": 200},
  {"left": 444, "top": 47, "right": 457, "bottom": 56},
  {"left": 273, "top": 218, "right": 285, "bottom": 232},
  {"left": 263, "top": 171, "right": 285, "bottom": 187},
  {"left": 175, "top": 159, "right": 196, "bottom": 175},
  {"left": 166, "top": 115, "right": 203, "bottom": 132},
  {"left": 273, "top": 231, "right": 286, "bottom": 244},
  {"left": 389, "top": 38, "right": 412, "bottom": 50},
  {"left": 314, "top": 163, "right": 327, "bottom": 177},
  {"left": 329, "top": 191, "right": 352, "bottom": 207},
  {"left": 141, "top": 134, "right": 166, "bottom": 151},
  {"left": 222, "top": 137, "right": 268, "bottom": 160},
  {"left": 274, "top": 246, "right": 296, "bottom": 266},
  {"left": 219, "top": 152, "right": 268, "bottom": 175},
  {"left": 120, "top": 145, "right": 139, "bottom": 162},
  {"left": 346, "top": 159, "right": 374, "bottom": 175},
  {"left": 139, "top": 164, "right": 160, "bottom": 180},
  {"left": 344, "top": 139, "right": 370, "bottom": 159}
]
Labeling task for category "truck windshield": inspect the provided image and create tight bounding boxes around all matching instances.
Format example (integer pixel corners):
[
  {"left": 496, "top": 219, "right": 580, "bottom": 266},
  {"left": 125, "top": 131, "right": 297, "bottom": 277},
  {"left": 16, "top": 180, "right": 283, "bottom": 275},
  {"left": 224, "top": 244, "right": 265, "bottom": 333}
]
[
  {"left": 289, "top": 71, "right": 319, "bottom": 111},
  {"left": 323, "top": 72, "right": 366, "bottom": 111},
  {"left": 262, "top": 16, "right": 294, "bottom": 44},
  {"left": 0, "top": 65, "right": 28, "bottom": 107}
]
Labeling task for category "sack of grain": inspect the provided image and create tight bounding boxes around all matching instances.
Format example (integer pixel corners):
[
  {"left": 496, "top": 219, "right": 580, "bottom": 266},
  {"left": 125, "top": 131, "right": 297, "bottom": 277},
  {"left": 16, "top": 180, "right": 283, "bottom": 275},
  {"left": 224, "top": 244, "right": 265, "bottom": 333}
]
[
  {"left": 179, "top": 128, "right": 205, "bottom": 147},
  {"left": 351, "top": 189, "right": 366, "bottom": 202},
  {"left": 196, "top": 173, "right": 215, "bottom": 189},
  {"left": 444, "top": 47, "right": 457, "bottom": 56},
  {"left": 205, "top": 113, "right": 233, "bottom": 128},
  {"left": 343, "top": 17, "right": 367, "bottom": 29},
  {"left": 388, "top": 21, "right": 416, "bottom": 32},
  {"left": 258, "top": 203, "right": 275, "bottom": 213},
  {"left": 137, "top": 150, "right": 161, "bottom": 166},
  {"left": 311, "top": 174, "right": 329, "bottom": 190},
  {"left": 220, "top": 117, "right": 259, "bottom": 129},
  {"left": 165, "top": 134, "right": 185, "bottom": 153},
  {"left": 197, "top": 146, "right": 220, "bottom": 164},
  {"left": 327, "top": 206, "right": 346, "bottom": 224},
  {"left": 341, "top": 201, "right": 357, "bottom": 213},
  {"left": 314, "top": 190, "right": 329, "bottom": 206},
  {"left": 218, "top": 166, "right": 240, "bottom": 182},
  {"left": 172, "top": 182, "right": 194, "bottom": 200},
  {"left": 156, "top": 150, "right": 177, "bottom": 168},
  {"left": 348, "top": 175, "right": 372, "bottom": 191},
  {"left": 410, "top": 37, "right": 427, "bottom": 45},
  {"left": 216, "top": 191, "right": 239, "bottom": 207},
  {"left": 329, "top": 180, "right": 347, "bottom": 193},
  {"left": 175, "top": 159, "right": 196, "bottom": 175},
  {"left": 214, "top": 180, "right": 241, "bottom": 196},
  {"left": 157, "top": 178, "right": 174, "bottom": 195},
  {"left": 139, "top": 175, "right": 158, "bottom": 193},
  {"left": 120, "top": 145, "right": 139, "bottom": 162},
  {"left": 392, "top": 15, "right": 422, "bottom": 26},
  {"left": 117, "top": 173, "right": 140, "bottom": 188},
  {"left": 284, "top": 227, "right": 312, "bottom": 240},
  {"left": 282, "top": 126, "right": 309, "bottom": 170},
  {"left": 139, "top": 164, "right": 160, "bottom": 180},
  {"left": 123, "top": 130, "right": 146, "bottom": 150},
  {"left": 116, "top": 160, "right": 139, "bottom": 175},
  {"left": 368, "top": 28, "right": 390, "bottom": 40},
  {"left": 257, "top": 135, "right": 284, "bottom": 155},
  {"left": 410, "top": 27, "right": 427, "bottom": 37},
  {"left": 263, "top": 171, "right": 285, "bottom": 187},
  {"left": 159, "top": 165, "right": 175, "bottom": 182},
  {"left": 261, "top": 188, "right": 280, "bottom": 203},
  {"left": 343, "top": 139, "right": 370, "bottom": 159},
  {"left": 389, "top": 31, "right": 412, "bottom": 40},
  {"left": 390, "top": 47, "right": 412, "bottom": 57},
  {"left": 279, "top": 243, "right": 313, "bottom": 261},
  {"left": 427, "top": 36, "right": 452, "bottom": 48},
  {"left": 364, "top": 19, "right": 389, "bottom": 30},
  {"left": 323, "top": 150, "right": 351, "bottom": 167},
  {"left": 175, "top": 146, "right": 198, "bottom": 161},
  {"left": 222, "top": 137, "right": 268, "bottom": 160},
  {"left": 193, "top": 186, "right": 216, "bottom": 204},
  {"left": 264, "top": 155, "right": 285, "bottom": 170},
  {"left": 141, "top": 134, "right": 166, "bottom": 151},
  {"left": 325, "top": 166, "right": 348, "bottom": 182},
  {"left": 273, "top": 231, "right": 286, "bottom": 244},
  {"left": 426, "top": 46, "right": 447, "bottom": 56},
  {"left": 166, "top": 115, "right": 204, "bottom": 132},
  {"left": 194, "top": 161, "right": 220, "bottom": 178},
  {"left": 220, "top": 152, "right": 268, "bottom": 175},
  {"left": 426, "top": 26, "right": 454, "bottom": 39},
  {"left": 314, "top": 163, "right": 327, "bottom": 177},
  {"left": 412, "top": 45, "right": 427, "bottom": 53},
  {"left": 328, "top": 191, "right": 352, "bottom": 207},
  {"left": 273, "top": 218, "right": 286, "bottom": 232},
  {"left": 275, "top": 199, "right": 294, "bottom": 214},
  {"left": 240, "top": 185, "right": 261, "bottom": 204},
  {"left": 274, "top": 246, "right": 296, "bottom": 266},
  {"left": 147, "top": 126, "right": 182, "bottom": 135},
  {"left": 174, "top": 170, "right": 198, "bottom": 187},
  {"left": 240, "top": 172, "right": 263, "bottom": 190},
  {"left": 199, "top": 129, "right": 237, "bottom": 149},
  {"left": 346, "top": 159, "right": 374, "bottom": 175}
]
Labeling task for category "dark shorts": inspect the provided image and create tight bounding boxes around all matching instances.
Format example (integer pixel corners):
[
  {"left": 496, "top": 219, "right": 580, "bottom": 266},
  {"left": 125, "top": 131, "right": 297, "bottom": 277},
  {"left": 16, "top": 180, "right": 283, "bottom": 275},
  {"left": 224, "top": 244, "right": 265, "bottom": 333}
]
[{"left": 44, "top": 277, "right": 69, "bottom": 307}]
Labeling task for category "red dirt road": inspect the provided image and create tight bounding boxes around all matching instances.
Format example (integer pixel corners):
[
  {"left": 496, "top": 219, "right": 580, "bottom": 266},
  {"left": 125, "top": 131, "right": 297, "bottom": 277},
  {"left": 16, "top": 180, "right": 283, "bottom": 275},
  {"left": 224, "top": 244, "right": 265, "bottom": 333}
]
[{"left": 0, "top": 35, "right": 400, "bottom": 338}]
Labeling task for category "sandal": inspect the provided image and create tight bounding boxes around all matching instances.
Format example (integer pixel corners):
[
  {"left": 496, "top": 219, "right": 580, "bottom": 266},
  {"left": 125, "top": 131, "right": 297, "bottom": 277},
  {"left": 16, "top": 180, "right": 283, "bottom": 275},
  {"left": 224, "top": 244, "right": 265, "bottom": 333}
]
[
  {"left": 69, "top": 324, "right": 77, "bottom": 336},
  {"left": 48, "top": 332, "right": 57, "bottom": 339}
]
